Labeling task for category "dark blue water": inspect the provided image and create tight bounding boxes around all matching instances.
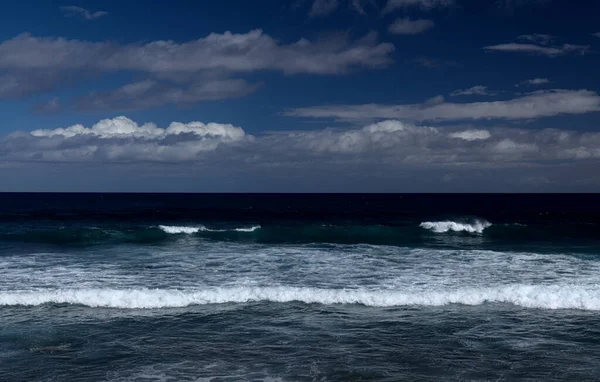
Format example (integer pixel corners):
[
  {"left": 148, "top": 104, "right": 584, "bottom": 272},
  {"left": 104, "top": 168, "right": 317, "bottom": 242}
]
[{"left": 2, "top": 194, "right": 600, "bottom": 381}]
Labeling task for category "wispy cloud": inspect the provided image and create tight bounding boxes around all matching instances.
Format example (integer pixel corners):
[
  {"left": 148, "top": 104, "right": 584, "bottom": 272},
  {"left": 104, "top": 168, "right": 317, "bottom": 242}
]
[
  {"left": 484, "top": 39, "right": 589, "bottom": 57},
  {"left": 517, "top": 78, "right": 551, "bottom": 87},
  {"left": 309, "top": 0, "right": 339, "bottom": 16},
  {"left": 450, "top": 86, "right": 496, "bottom": 96},
  {"left": 383, "top": 0, "right": 453, "bottom": 13},
  {"left": 350, "top": 0, "right": 377, "bottom": 14},
  {"left": 388, "top": 18, "right": 434, "bottom": 35},
  {"left": 32, "top": 97, "right": 61, "bottom": 114},
  {"left": 413, "top": 56, "right": 457, "bottom": 69},
  {"left": 284, "top": 89, "right": 600, "bottom": 122},
  {"left": 495, "top": 0, "right": 553, "bottom": 9},
  {"left": 60, "top": 6, "right": 107, "bottom": 20},
  {"left": 517, "top": 33, "right": 554, "bottom": 45},
  {"left": 593, "top": 32, "right": 600, "bottom": 38},
  {"left": 73, "top": 79, "right": 262, "bottom": 112}
]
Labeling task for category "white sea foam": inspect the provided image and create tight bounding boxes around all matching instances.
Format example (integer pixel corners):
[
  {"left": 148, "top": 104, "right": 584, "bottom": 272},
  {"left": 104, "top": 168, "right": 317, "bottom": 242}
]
[
  {"left": 420, "top": 220, "right": 492, "bottom": 233},
  {"left": 233, "top": 225, "right": 261, "bottom": 232},
  {"left": 158, "top": 225, "right": 202, "bottom": 234},
  {"left": 158, "top": 225, "right": 261, "bottom": 234},
  {"left": 1, "top": 285, "right": 599, "bottom": 310}
]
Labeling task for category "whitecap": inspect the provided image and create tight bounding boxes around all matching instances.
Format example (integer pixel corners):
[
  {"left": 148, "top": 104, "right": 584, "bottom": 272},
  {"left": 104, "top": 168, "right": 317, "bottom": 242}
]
[{"left": 419, "top": 220, "right": 492, "bottom": 234}]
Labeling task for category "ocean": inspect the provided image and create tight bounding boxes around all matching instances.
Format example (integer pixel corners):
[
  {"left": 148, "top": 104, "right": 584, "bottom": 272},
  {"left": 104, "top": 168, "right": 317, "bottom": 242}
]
[{"left": 1, "top": 193, "right": 600, "bottom": 381}]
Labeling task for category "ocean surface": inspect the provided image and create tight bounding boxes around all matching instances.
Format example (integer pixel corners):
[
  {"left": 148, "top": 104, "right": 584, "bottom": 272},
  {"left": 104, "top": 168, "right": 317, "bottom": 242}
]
[{"left": 2, "top": 193, "right": 600, "bottom": 381}]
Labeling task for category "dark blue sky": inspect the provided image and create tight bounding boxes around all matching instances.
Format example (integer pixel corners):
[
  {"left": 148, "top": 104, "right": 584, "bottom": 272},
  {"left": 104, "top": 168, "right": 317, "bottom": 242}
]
[{"left": 1, "top": 0, "right": 600, "bottom": 191}]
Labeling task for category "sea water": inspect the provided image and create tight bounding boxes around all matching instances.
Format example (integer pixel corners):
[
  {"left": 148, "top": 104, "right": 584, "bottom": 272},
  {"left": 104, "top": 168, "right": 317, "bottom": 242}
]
[{"left": 1, "top": 193, "right": 600, "bottom": 381}]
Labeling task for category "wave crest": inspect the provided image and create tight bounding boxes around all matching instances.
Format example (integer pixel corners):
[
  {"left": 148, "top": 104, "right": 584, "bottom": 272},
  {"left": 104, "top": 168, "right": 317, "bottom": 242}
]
[
  {"left": 1, "top": 285, "right": 598, "bottom": 310},
  {"left": 158, "top": 225, "right": 261, "bottom": 234},
  {"left": 420, "top": 220, "right": 491, "bottom": 234},
  {"left": 158, "top": 225, "right": 202, "bottom": 234}
]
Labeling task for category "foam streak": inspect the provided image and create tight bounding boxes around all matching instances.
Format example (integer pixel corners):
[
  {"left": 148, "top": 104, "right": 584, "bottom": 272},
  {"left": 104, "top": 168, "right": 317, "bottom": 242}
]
[
  {"left": 1, "top": 285, "right": 599, "bottom": 310},
  {"left": 420, "top": 220, "right": 491, "bottom": 233}
]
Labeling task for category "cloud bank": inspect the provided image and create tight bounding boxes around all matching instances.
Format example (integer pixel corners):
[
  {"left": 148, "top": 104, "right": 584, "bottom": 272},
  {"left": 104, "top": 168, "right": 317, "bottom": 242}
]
[
  {"left": 285, "top": 89, "right": 600, "bottom": 122},
  {"left": 3, "top": 117, "right": 600, "bottom": 167}
]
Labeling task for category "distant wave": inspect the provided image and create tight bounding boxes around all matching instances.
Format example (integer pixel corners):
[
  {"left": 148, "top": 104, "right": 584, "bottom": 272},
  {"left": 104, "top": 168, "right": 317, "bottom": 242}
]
[
  {"left": 420, "top": 220, "right": 492, "bottom": 234},
  {"left": 1, "top": 285, "right": 599, "bottom": 310},
  {"left": 158, "top": 225, "right": 202, "bottom": 234},
  {"left": 2, "top": 221, "right": 598, "bottom": 247},
  {"left": 158, "top": 225, "right": 261, "bottom": 234}
]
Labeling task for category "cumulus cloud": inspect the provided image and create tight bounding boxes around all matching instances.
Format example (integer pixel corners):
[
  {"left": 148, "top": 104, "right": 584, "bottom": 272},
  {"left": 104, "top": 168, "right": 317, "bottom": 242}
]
[
  {"left": 388, "top": 18, "right": 435, "bottom": 35},
  {"left": 0, "top": 30, "right": 394, "bottom": 106},
  {"left": 517, "top": 78, "right": 550, "bottom": 87},
  {"left": 484, "top": 37, "right": 589, "bottom": 56},
  {"left": 285, "top": 89, "right": 600, "bottom": 122},
  {"left": 383, "top": 0, "right": 453, "bottom": 13},
  {"left": 2, "top": 117, "right": 248, "bottom": 163},
  {"left": 30, "top": 116, "right": 245, "bottom": 140},
  {"left": 4, "top": 118, "right": 600, "bottom": 171},
  {"left": 309, "top": 0, "right": 339, "bottom": 16},
  {"left": 450, "top": 86, "right": 496, "bottom": 96},
  {"left": 60, "top": 6, "right": 108, "bottom": 20}
]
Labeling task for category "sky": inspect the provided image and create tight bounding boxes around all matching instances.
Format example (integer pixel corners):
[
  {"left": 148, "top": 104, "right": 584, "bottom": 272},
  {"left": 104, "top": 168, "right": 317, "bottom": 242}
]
[{"left": 1, "top": 0, "right": 600, "bottom": 192}]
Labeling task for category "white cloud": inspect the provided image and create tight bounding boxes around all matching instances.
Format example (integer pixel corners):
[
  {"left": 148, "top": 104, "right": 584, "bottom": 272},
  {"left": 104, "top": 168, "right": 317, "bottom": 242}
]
[
  {"left": 60, "top": 6, "right": 107, "bottom": 20},
  {"left": 484, "top": 41, "right": 589, "bottom": 57},
  {"left": 30, "top": 116, "right": 245, "bottom": 141},
  {"left": 0, "top": 31, "right": 394, "bottom": 75},
  {"left": 449, "top": 130, "right": 491, "bottom": 141},
  {"left": 383, "top": 0, "right": 453, "bottom": 13},
  {"left": 0, "top": 30, "right": 394, "bottom": 106},
  {"left": 4, "top": 118, "right": 600, "bottom": 169},
  {"left": 388, "top": 18, "right": 435, "bottom": 35},
  {"left": 285, "top": 89, "right": 600, "bottom": 122},
  {"left": 450, "top": 86, "right": 495, "bottom": 96},
  {"left": 309, "top": 0, "right": 339, "bottom": 16},
  {"left": 11, "top": 117, "right": 248, "bottom": 163},
  {"left": 517, "top": 78, "right": 550, "bottom": 87},
  {"left": 593, "top": 32, "right": 600, "bottom": 38}
]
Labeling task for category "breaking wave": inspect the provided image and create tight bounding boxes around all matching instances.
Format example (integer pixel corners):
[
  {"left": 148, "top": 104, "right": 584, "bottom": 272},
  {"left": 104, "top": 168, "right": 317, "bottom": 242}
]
[
  {"left": 158, "top": 225, "right": 261, "bottom": 234},
  {"left": 158, "top": 225, "right": 202, "bottom": 234},
  {"left": 420, "top": 220, "right": 492, "bottom": 234},
  {"left": 1, "top": 285, "right": 599, "bottom": 310}
]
